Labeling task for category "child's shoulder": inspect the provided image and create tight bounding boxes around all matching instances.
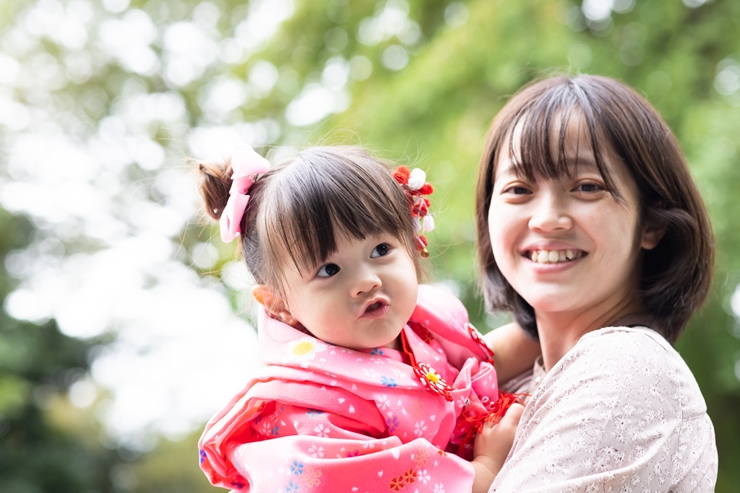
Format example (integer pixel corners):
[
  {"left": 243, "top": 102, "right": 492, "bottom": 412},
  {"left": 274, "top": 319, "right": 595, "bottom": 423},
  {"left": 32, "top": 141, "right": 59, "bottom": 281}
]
[
  {"left": 414, "top": 284, "right": 469, "bottom": 329},
  {"left": 412, "top": 284, "right": 495, "bottom": 369}
]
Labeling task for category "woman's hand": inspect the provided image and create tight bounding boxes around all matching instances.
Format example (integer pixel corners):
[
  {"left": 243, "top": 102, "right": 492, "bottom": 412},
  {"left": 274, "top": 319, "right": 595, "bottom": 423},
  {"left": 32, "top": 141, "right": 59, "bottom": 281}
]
[{"left": 470, "top": 403, "right": 525, "bottom": 493}]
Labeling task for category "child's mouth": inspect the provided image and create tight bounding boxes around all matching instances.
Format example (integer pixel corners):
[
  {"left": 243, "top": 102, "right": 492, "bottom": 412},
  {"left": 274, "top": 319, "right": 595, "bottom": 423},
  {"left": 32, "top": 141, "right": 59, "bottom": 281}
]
[
  {"left": 366, "top": 302, "right": 383, "bottom": 312},
  {"left": 362, "top": 301, "right": 389, "bottom": 318}
]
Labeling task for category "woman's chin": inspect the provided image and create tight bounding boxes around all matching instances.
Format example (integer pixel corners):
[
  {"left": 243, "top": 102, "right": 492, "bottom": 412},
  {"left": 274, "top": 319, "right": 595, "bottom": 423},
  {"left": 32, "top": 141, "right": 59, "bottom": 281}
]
[{"left": 520, "top": 292, "right": 580, "bottom": 315}]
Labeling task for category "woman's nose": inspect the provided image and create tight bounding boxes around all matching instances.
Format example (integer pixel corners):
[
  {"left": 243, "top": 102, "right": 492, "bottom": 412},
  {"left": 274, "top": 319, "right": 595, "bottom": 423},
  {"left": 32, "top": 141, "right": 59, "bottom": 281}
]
[{"left": 528, "top": 189, "right": 573, "bottom": 232}]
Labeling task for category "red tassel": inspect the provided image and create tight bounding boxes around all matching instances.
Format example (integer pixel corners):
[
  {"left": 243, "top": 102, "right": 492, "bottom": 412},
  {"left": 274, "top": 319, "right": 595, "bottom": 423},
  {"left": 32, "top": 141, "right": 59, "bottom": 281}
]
[
  {"left": 419, "top": 183, "right": 433, "bottom": 195},
  {"left": 483, "top": 392, "right": 525, "bottom": 426}
]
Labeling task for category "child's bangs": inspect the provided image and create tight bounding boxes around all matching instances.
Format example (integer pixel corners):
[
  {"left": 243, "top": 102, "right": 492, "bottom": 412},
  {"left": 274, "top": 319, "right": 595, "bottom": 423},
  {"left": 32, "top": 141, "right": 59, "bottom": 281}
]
[
  {"left": 502, "top": 82, "right": 618, "bottom": 194},
  {"left": 263, "top": 151, "right": 414, "bottom": 279}
]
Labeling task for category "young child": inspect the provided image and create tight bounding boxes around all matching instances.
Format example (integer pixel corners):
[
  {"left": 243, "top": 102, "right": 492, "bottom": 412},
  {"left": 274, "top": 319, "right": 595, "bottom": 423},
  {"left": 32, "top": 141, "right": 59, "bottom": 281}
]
[{"left": 196, "top": 145, "right": 535, "bottom": 493}]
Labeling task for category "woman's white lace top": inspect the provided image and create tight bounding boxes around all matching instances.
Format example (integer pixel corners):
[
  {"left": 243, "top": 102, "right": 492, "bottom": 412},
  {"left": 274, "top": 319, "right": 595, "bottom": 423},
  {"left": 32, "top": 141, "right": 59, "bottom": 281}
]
[{"left": 490, "top": 326, "right": 717, "bottom": 492}]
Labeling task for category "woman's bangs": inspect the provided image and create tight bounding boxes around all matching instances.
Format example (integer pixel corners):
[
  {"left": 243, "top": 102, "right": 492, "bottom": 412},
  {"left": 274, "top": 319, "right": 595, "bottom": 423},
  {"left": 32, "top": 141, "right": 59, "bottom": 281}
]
[{"left": 503, "top": 85, "right": 616, "bottom": 192}]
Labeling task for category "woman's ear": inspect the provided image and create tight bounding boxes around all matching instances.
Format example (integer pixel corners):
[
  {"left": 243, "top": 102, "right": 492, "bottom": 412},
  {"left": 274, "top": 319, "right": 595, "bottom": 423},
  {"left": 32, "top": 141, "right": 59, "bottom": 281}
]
[
  {"left": 251, "top": 285, "right": 297, "bottom": 326},
  {"left": 640, "top": 210, "right": 668, "bottom": 251}
]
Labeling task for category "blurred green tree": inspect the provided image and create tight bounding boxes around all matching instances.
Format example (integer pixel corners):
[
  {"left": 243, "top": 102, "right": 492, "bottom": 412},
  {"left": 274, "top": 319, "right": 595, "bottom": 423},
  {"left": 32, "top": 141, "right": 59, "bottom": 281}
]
[
  {"left": 1, "top": 0, "right": 738, "bottom": 491},
  {"left": 219, "top": 0, "right": 740, "bottom": 489},
  {"left": 0, "top": 209, "right": 121, "bottom": 492}
]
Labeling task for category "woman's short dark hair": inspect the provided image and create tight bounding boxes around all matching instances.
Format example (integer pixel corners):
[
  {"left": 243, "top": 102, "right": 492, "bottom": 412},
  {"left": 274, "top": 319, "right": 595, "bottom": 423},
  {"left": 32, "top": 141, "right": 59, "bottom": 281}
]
[
  {"left": 475, "top": 75, "right": 714, "bottom": 344},
  {"left": 198, "top": 146, "right": 420, "bottom": 299}
]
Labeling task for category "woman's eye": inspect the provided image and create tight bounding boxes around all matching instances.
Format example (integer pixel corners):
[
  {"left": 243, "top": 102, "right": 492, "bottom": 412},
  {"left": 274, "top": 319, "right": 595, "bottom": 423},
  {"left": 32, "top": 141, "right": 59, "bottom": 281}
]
[
  {"left": 370, "top": 243, "right": 390, "bottom": 258},
  {"left": 503, "top": 185, "right": 531, "bottom": 195},
  {"left": 317, "top": 263, "right": 340, "bottom": 277},
  {"left": 574, "top": 182, "right": 604, "bottom": 193}
]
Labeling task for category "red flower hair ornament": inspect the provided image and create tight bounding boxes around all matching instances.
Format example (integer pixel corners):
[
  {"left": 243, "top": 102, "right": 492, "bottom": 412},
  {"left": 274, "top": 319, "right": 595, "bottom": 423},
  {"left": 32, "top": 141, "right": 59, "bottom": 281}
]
[{"left": 393, "top": 166, "right": 434, "bottom": 258}]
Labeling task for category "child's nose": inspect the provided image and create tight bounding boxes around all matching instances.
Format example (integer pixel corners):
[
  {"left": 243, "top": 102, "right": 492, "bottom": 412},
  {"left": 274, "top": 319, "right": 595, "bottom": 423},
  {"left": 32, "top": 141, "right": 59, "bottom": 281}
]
[{"left": 352, "top": 267, "right": 381, "bottom": 297}]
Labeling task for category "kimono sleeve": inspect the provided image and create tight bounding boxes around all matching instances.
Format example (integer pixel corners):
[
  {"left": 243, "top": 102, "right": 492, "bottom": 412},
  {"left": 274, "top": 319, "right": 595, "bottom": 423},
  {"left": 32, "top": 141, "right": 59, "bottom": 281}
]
[{"left": 204, "top": 401, "right": 475, "bottom": 493}]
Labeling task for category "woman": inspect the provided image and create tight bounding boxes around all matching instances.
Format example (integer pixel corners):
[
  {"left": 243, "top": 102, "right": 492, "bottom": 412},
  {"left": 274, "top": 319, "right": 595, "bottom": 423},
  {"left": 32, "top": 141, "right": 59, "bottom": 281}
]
[{"left": 476, "top": 75, "right": 718, "bottom": 492}]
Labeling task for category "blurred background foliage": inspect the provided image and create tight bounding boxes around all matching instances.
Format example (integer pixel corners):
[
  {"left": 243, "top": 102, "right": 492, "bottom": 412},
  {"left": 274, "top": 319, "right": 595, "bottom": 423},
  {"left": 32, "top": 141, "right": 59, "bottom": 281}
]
[{"left": 1, "top": 0, "right": 739, "bottom": 491}]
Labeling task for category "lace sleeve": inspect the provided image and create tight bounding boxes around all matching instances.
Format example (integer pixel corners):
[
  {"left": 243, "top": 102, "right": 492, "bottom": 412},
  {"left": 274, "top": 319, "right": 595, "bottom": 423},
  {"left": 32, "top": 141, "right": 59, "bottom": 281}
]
[{"left": 490, "top": 327, "right": 717, "bottom": 493}]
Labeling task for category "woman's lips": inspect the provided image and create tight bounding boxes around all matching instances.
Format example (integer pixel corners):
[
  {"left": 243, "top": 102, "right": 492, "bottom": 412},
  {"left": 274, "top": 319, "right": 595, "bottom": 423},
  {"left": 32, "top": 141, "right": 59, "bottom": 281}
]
[{"left": 526, "top": 249, "right": 586, "bottom": 264}]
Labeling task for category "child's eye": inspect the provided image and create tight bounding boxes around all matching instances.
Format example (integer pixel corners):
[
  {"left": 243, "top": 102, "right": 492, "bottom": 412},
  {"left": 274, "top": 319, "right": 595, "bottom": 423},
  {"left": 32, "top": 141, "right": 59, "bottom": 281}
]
[
  {"left": 317, "top": 263, "right": 340, "bottom": 277},
  {"left": 574, "top": 182, "right": 605, "bottom": 193},
  {"left": 370, "top": 243, "right": 391, "bottom": 258}
]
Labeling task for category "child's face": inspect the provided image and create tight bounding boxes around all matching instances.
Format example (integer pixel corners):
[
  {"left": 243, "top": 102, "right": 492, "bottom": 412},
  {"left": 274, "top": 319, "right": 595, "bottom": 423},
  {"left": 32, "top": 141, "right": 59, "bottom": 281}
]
[
  {"left": 273, "top": 232, "right": 418, "bottom": 350},
  {"left": 487, "top": 116, "right": 660, "bottom": 320}
]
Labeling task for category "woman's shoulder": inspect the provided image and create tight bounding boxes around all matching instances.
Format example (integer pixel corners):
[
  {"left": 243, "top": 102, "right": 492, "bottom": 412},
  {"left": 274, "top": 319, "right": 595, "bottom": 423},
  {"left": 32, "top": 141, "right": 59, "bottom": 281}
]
[
  {"left": 548, "top": 326, "right": 707, "bottom": 419},
  {"left": 569, "top": 325, "right": 683, "bottom": 367},
  {"left": 576, "top": 325, "right": 671, "bottom": 359}
]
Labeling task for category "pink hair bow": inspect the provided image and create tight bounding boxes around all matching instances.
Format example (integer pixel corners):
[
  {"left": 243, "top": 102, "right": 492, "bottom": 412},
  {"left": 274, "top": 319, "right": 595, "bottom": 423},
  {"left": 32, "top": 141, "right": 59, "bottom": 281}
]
[{"left": 219, "top": 145, "right": 270, "bottom": 243}]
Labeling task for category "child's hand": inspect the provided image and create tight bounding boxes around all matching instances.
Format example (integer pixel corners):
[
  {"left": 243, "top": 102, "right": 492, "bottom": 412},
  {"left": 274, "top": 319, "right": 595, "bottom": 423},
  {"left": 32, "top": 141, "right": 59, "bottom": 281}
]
[{"left": 470, "top": 403, "right": 524, "bottom": 493}]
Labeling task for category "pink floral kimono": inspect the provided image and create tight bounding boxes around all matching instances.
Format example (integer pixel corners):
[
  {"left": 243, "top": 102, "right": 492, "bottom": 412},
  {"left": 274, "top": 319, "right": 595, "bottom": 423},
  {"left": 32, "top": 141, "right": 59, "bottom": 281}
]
[{"left": 199, "top": 285, "right": 509, "bottom": 493}]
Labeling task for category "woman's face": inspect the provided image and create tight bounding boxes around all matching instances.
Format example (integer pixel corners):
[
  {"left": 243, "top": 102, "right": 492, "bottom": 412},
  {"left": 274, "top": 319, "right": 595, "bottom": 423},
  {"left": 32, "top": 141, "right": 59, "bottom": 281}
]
[{"left": 487, "top": 117, "right": 659, "bottom": 320}]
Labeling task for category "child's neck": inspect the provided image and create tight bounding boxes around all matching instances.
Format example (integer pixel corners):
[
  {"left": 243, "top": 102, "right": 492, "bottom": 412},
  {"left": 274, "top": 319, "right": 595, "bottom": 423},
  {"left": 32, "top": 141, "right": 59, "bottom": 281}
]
[{"left": 382, "top": 335, "right": 402, "bottom": 351}]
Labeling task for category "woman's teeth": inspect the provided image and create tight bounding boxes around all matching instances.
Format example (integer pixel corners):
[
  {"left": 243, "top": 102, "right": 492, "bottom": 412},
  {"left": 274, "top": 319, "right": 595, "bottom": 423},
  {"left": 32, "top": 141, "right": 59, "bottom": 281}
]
[{"left": 530, "top": 249, "right": 583, "bottom": 264}]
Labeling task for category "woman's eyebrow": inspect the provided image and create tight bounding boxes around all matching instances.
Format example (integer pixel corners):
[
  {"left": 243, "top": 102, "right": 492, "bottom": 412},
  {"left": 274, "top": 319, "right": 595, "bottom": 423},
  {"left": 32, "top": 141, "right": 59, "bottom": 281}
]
[
  {"left": 493, "top": 157, "right": 520, "bottom": 179},
  {"left": 561, "top": 153, "right": 599, "bottom": 171}
]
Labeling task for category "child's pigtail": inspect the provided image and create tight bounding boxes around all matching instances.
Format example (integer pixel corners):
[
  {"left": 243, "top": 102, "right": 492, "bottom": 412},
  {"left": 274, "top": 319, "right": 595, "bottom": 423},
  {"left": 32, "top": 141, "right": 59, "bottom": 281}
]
[{"left": 197, "top": 160, "right": 233, "bottom": 222}]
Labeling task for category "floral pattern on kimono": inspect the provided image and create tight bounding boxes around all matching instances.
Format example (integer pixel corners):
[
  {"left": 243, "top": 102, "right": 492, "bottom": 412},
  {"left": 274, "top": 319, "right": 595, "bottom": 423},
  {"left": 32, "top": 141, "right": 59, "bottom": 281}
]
[{"left": 199, "top": 285, "right": 504, "bottom": 492}]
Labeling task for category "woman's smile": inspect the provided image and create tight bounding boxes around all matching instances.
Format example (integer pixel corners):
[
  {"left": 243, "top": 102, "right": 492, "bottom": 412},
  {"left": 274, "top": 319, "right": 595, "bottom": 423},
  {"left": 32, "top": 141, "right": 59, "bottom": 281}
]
[
  {"left": 522, "top": 241, "right": 588, "bottom": 266},
  {"left": 526, "top": 249, "right": 586, "bottom": 264}
]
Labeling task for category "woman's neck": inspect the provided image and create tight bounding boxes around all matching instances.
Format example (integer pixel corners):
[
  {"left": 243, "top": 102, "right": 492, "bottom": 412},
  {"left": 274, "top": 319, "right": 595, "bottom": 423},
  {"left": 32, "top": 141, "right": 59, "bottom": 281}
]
[{"left": 535, "top": 294, "right": 646, "bottom": 372}]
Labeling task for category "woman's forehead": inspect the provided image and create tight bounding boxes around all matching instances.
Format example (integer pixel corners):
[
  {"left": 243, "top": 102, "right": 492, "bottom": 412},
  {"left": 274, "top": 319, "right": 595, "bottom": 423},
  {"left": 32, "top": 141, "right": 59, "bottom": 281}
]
[{"left": 494, "top": 114, "right": 603, "bottom": 179}]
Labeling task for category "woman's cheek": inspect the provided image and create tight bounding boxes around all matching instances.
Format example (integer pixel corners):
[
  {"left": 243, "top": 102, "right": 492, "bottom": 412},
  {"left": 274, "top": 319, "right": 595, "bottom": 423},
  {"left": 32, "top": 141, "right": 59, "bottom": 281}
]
[{"left": 489, "top": 210, "right": 515, "bottom": 259}]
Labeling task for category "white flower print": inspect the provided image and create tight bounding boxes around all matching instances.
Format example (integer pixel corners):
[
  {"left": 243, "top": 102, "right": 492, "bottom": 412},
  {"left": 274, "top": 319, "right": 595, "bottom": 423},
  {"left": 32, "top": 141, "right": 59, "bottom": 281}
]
[
  {"left": 313, "top": 423, "right": 330, "bottom": 438},
  {"left": 362, "top": 367, "right": 378, "bottom": 377},
  {"left": 418, "top": 470, "right": 431, "bottom": 484},
  {"left": 377, "top": 394, "right": 390, "bottom": 410},
  {"left": 414, "top": 420, "right": 428, "bottom": 437},
  {"left": 308, "top": 444, "right": 324, "bottom": 458},
  {"left": 593, "top": 453, "right": 609, "bottom": 472},
  {"left": 433, "top": 483, "right": 445, "bottom": 493},
  {"left": 455, "top": 395, "right": 467, "bottom": 409}
]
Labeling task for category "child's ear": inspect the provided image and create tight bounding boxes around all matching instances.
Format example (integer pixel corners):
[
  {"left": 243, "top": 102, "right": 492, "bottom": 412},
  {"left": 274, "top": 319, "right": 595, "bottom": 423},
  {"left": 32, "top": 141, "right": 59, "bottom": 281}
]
[{"left": 251, "top": 285, "right": 297, "bottom": 326}]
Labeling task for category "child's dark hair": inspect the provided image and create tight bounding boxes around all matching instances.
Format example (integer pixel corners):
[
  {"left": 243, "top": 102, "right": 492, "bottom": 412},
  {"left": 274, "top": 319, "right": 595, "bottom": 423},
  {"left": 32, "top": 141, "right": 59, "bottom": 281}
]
[
  {"left": 198, "top": 146, "right": 421, "bottom": 299},
  {"left": 476, "top": 75, "right": 714, "bottom": 344}
]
